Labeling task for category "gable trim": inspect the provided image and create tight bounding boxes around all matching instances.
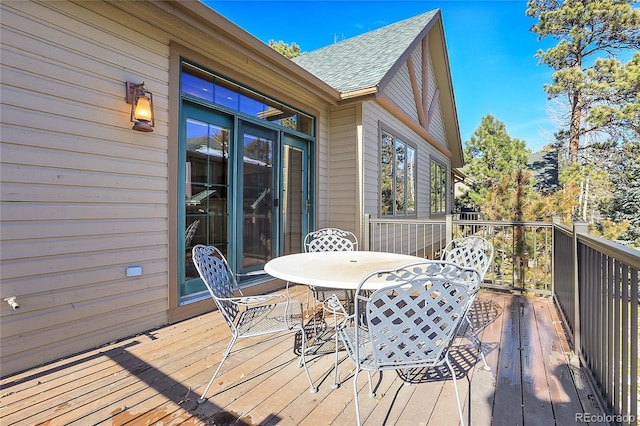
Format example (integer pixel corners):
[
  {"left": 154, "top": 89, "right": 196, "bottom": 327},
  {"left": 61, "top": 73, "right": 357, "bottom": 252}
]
[
  {"left": 422, "top": 36, "right": 430, "bottom": 126},
  {"left": 427, "top": 88, "right": 440, "bottom": 129},
  {"left": 406, "top": 55, "right": 427, "bottom": 128}
]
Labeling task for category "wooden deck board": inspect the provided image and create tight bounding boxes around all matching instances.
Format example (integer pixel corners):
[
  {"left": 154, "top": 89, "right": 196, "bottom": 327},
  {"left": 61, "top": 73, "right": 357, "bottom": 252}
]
[
  {"left": 0, "top": 287, "right": 607, "bottom": 425},
  {"left": 491, "top": 294, "right": 524, "bottom": 426},
  {"left": 521, "top": 297, "right": 555, "bottom": 425},
  {"left": 468, "top": 292, "right": 503, "bottom": 426}
]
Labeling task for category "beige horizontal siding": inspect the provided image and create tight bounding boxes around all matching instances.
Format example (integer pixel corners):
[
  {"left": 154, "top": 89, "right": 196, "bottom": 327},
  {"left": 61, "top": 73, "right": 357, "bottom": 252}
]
[
  {"left": 424, "top": 43, "right": 448, "bottom": 146},
  {"left": 0, "top": 0, "right": 170, "bottom": 376},
  {"left": 326, "top": 104, "right": 358, "bottom": 232},
  {"left": 385, "top": 62, "right": 420, "bottom": 124}
]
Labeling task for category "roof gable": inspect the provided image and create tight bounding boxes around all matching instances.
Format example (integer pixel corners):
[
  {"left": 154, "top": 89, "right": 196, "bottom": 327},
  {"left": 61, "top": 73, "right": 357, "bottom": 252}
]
[{"left": 292, "top": 10, "right": 438, "bottom": 95}]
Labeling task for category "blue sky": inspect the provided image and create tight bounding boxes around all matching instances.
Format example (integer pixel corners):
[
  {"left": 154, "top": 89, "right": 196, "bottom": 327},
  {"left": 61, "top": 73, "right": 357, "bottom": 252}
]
[{"left": 203, "top": 0, "right": 558, "bottom": 152}]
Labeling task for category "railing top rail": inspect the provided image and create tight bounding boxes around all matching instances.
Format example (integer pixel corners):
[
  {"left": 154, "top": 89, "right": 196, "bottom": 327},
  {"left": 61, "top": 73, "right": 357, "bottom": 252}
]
[
  {"left": 577, "top": 231, "right": 640, "bottom": 269},
  {"left": 553, "top": 223, "right": 573, "bottom": 236},
  {"left": 453, "top": 220, "right": 553, "bottom": 228},
  {"left": 369, "top": 218, "right": 554, "bottom": 228},
  {"left": 368, "top": 218, "right": 445, "bottom": 224}
]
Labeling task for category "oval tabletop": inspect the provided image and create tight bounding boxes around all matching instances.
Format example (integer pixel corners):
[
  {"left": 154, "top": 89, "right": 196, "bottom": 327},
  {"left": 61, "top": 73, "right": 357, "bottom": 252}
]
[{"left": 264, "top": 251, "right": 424, "bottom": 289}]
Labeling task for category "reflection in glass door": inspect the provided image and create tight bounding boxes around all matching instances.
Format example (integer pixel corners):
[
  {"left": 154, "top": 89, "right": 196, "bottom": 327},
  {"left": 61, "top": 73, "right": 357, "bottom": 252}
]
[
  {"left": 240, "top": 122, "right": 276, "bottom": 274},
  {"left": 282, "top": 137, "right": 309, "bottom": 255},
  {"left": 180, "top": 104, "right": 231, "bottom": 301}
]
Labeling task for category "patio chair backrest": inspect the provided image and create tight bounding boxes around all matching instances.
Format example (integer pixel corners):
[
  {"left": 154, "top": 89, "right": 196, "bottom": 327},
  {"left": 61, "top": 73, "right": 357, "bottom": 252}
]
[
  {"left": 353, "top": 261, "right": 478, "bottom": 371},
  {"left": 441, "top": 236, "right": 494, "bottom": 285},
  {"left": 304, "top": 227, "right": 358, "bottom": 253},
  {"left": 192, "top": 244, "right": 241, "bottom": 326}
]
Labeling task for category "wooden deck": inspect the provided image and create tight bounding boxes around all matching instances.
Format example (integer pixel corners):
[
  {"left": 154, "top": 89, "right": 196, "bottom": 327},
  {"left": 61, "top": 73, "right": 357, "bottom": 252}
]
[{"left": 1, "top": 286, "right": 607, "bottom": 425}]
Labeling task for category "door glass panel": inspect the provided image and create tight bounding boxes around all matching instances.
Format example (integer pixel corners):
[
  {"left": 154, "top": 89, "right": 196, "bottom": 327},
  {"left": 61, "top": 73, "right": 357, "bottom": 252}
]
[
  {"left": 282, "top": 145, "right": 305, "bottom": 254},
  {"left": 242, "top": 129, "right": 274, "bottom": 270},
  {"left": 182, "top": 118, "right": 230, "bottom": 298}
]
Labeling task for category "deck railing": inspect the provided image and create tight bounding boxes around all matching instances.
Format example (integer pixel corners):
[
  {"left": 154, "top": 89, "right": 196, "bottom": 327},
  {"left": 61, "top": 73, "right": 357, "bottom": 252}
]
[
  {"left": 364, "top": 214, "right": 639, "bottom": 425},
  {"left": 364, "top": 214, "right": 554, "bottom": 295},
  {"left": 554, "top": 222, "right": 639, "bottom": 425}
]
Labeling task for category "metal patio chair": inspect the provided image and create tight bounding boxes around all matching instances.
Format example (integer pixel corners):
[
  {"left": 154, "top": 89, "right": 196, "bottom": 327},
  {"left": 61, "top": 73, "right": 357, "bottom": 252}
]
[
  {"left": 192, "top": 245, "right": 317, "bottom": 404},
  {"left": 336, "top": 261, "right": 480, "bottom": 426},
  {"left": 303, "top": 227, "right": 358, "bottom": 316},
  {"left": 440, "top": 236, "right": 494, "bottom": 370}
]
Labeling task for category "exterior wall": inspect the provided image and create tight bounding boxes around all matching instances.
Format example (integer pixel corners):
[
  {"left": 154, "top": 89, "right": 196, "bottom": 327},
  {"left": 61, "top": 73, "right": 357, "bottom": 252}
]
[
  {"left": 315, "top": 110, "right": 332, "bottom": 230},
  {"left": 1, "top": 0, "right": 171, "bottom": 377},
  {"left": 385, "top": 62, "right": 420, "bottom": 124},
  {"left": 424, "top": 55, "right": 447, "bottom": 145},
  {"left": 0, "top": 0, "right": 333, "bottom": 376},
  {"left": 384, "top": 38, "right": 448, "bottom": 147},
  {"left": 361, "top": 101, "right": 451, "bottom": 220},
  {"left": 325, "top": 104, "right": 359, "bottom": 235},
  {"left": 360, "top": 32, "right": 453, "bottom": 253}
]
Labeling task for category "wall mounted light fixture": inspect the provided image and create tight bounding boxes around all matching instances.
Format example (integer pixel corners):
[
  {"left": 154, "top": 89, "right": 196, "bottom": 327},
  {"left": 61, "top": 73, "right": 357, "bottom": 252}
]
[{"left": 126, "top": 82, "right": 154, "bottom": 132}]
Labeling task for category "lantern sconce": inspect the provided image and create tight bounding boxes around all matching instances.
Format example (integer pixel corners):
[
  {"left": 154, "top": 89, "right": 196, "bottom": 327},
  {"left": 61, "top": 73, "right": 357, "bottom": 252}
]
[{"left": 125, "top": 82, "right": 154, "bottom": 132}]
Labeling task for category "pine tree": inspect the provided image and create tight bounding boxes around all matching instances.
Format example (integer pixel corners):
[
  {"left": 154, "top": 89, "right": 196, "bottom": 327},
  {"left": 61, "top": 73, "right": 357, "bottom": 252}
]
[
  {"left": 463, "top": 114, "right": 531, "bottom": 218},
  {"left": 527, "top": 0, "right": 640, "bottom": 163},
  {"left": 268, "top": 40, "right": 301, "bottom": 59}
]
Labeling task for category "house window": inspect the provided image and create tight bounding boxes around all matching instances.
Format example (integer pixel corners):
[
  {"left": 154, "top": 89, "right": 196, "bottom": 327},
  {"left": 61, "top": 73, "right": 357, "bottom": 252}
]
[
  {"left": 380, "top": 131, "right": 416, "bottom": 216},
  {"left": 181, "top": 62, "right": 314, "bottom": 136},
  {"left": 430, "top": 160, "right": 447, "bottom": 215}
]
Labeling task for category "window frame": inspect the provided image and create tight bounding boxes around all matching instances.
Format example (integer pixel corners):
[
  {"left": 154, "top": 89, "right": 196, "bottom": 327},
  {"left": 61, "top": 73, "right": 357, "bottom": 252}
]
[
  {"left": 379, "top": 127, "right": 417, "bottom": 218},
  {"left": 430, "top": 158, "right": 448, "bottom": 216}
]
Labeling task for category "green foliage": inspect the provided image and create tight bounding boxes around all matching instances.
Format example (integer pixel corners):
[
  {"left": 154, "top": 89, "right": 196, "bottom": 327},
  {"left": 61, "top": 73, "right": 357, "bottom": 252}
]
[
  {"left": 268, "top": 40, "right": 301, "bottom": 59},
  {"left": 463, "top": 115, "right": 531, "bottom": 216},
  {"left": 586, "top": 52, "right": 640, "bottom": 142},
  {"left": 527, "top": 0, "right": 640, "bottom": 162}
]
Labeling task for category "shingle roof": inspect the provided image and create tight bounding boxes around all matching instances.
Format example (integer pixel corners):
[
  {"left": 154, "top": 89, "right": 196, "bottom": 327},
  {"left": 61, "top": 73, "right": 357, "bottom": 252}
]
[{"left": 292, "top": 10, "right": 439, "bottom": 93}]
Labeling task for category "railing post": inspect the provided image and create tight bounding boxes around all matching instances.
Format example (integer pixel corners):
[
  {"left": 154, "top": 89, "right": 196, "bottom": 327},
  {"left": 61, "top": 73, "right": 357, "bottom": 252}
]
[
  {"left": 445, "top": 214, "right": 453, "bottom": 244},
  {"left": 551, "top": 216, "right": 562, "bottom": 295},
  {"left": 362, "top": 214, "right": 370, "bottom": 251},
  {"left": 572, "top": 220, "right": 589, "bottom": 357}
]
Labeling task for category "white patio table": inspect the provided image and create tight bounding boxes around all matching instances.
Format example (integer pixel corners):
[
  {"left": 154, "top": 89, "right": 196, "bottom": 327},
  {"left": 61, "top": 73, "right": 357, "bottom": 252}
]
[
  {"left": 264, "top": 251, "right": 424, "bottom": 290},
  {"left": 265, "top": 250, "right": 427, "bottom": 389}
]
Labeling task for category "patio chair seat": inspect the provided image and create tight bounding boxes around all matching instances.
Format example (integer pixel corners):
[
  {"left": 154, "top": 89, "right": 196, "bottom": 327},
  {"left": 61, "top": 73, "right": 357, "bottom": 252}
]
[{"left": 235, "top": 302, "right": 304, "bottom": 335}]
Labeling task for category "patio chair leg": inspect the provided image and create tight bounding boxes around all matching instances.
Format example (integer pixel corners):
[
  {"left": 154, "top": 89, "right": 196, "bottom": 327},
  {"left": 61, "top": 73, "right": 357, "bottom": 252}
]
[
  {"left": 352, "top": 368, "right": 362, "bottom": 426},
  {"left": 366, "top": 371, "right": 375, "bottom": 398},
  {"left": 446, "top": 356, "right": 466, "bottom": 426},
  {"left": 198, "top": 335, "right": 237, "bottom": 404},
  {"left": 331, "top": 310, "right": 341, "bottom": 389},
  {"left": 298, "top": 325, "right": 318, "bottom": 393}
]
